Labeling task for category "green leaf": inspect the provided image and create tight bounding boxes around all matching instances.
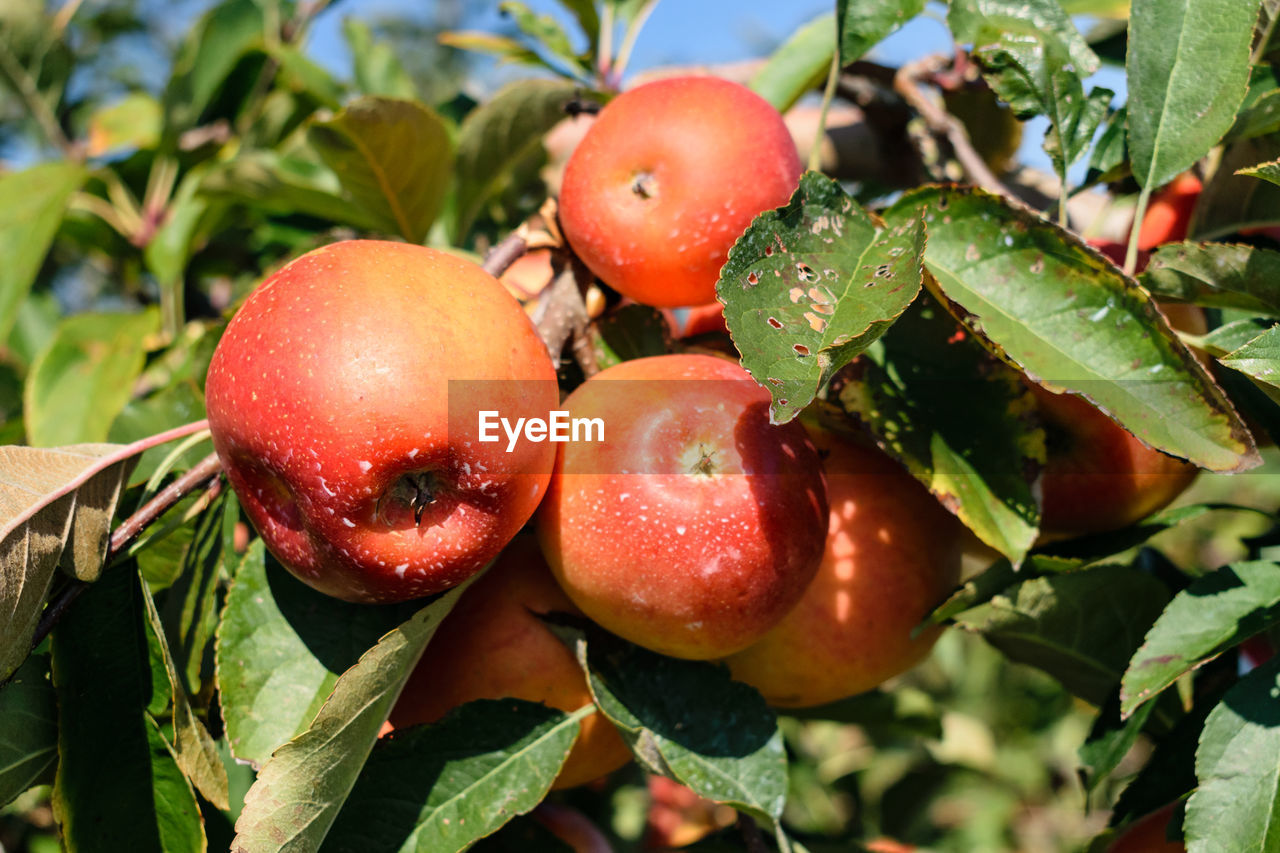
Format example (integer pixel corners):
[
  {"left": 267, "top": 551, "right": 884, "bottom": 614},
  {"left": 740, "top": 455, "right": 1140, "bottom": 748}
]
[
  {"left": 580, "top": 634, "right": 786, "bottom": 824},
  {"left": 1238, "top": 158, "right": 1280, "bottom": 188},
  {"left": 499, "top": 1, "right": 590, "bottom": 79},
  {"left": 1225, "top": 67, "right": 1280, "bottom": 143},
  {"left": 157, "top": 493, "right": 224, "bottom": 696},
  {"left": 436, "top": 32, "right": 545, "bottom": 70},
  {"left": 1079, "top": 691, "right": 1158, "bottom": 793},
  {"left": 1219, "top": 324, "right": 1280, "bottom": 404},
  {"left": 1121, "top": 561, "right": 1280, "bottom": 717},
  {"left": 1186, "top": 657, "right": 1280, "bottom": 853},
  {"left": 452, "top": 78, "right": 580, "bottom": 241},
  {"left": 837, "top": 0, "right": 924, "bottom": 65},
  {"left": 1197, "top": 319, "right": 1276, "bottom": 357},
  {"left": 838, "top": 296, "right": 1042, "bottom": 563},
  {"left": 144, "top": 165, "right": 217, "bottom": 289},
  {"left": 308, "top": 96, "right": 454, "bottom": 243},
  {"left": 270, "top": 44, "right": 343, "bottom": 110},
  {"left": 0, "top": 653, "right": 57, "bottom": 807},
  {"left": 162, "top": 0, "right": 265, "bottom": 133},
  {"left": 591, "top": 304, "right": 671, "bottom": 370},
  {"left": 950, "top": 0, "right": 1107, "bottom": 183},
  {"left": 139, "top": 573, "right": 229, "bottom": 810},
  {"left": 0, "top": 442, "right": 137, "bottom": 681},
  {"left": 343, "top": 18, "right": 418, "bottom": 99},
  {"left": 85, "top": 92, "right": 162, "bottom": 156},
  {"left": 953, "top": 565, "right": 1171, "bottom": 705},
  {"left": 719, "top": 171, "right": 926, "bottom": 425},
  {"left": 1038, "top": 503, "right": 1234, "bottom": 563},
  {"left": 1141, "top": 243, "right": 1280, "bottom": 316},
  {"left": 1084, "top": 105, "right": 1130, "bottom": 186},
  {"left": 1126, "top": 0, "right": 1260, "bottom": 190},
  {"left": 0, "top": 161, "right": 85, "bottom": 343},
  {"left": 51, "top": 568, "right": 205, "bottom": 853},
  {"left": 24, "top": 309, "right": 160, "bottom": 447},
  {"left": 749, "top": 13, "right": 836, "bottom": 113},
  {"left": 215, "top": 542, "right": 424, "bottom": 768},
  {"left": 323, "top": 700, "right": 584, "bottom": 853},
  {"left": 928, "top": 553, "right": 1085, "bottom": 626},
  {"left": 885, "top": 185, "right": 1257, "bottom": 473},
  {"left": 230, "top": 577, "right": 470, "bottom": 853},
  {"left": 199, "top": 150, "right": 386, "bottom": 232}
]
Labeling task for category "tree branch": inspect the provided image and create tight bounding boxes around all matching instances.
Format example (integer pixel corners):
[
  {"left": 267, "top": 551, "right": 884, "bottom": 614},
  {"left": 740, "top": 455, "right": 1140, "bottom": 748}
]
[
  {"left": 894, "top": 56, "right": 1013, "bottom": 199},
  {"left": 30, "top": 451, "right": 225, "bottom": 650}
]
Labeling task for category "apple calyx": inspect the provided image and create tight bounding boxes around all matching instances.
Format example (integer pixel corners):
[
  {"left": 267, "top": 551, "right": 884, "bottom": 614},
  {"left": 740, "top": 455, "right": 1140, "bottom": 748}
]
[
  {"left": 379, "top": 470, "right": 446, "bottom": 526},
  {"left": 631, "top": 171, "right": 657, "bottom": 200},
  {"left": 680, "top": 442, "right": 722, "bottom": 477}
]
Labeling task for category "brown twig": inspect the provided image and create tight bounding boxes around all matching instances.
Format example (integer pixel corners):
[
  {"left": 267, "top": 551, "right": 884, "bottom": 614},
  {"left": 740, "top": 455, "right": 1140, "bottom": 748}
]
[
  {"left": 893, "top": 56, "right": 1013, "bottom": 199},
  {"left": 481, "top": 230, "right": 531, "bottom": 279},
  {"left": 29, "top": 451, "right": 225, "bottom": 650},
  {"left": 530, "top": 802, "right": 614, "bottom": 853}
]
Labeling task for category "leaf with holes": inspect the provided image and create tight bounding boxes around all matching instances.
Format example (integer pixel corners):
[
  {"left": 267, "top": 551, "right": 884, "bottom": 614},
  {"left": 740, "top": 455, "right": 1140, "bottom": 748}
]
[
  {"left": 308, "top": 96, "right": 453, "bottom": 243},
  {"left": 1141, "top": 243, "right": 1280, "bottom": 316},
  {"left": 885, "top": 185, "right": 1257, "bottom": 473},
  {"left": 719, "top": 171, "right": 925, "bottom": 424},
  {"left": 0, "top": 443, "right": 138, "bottom": 682},
  {"left": 838, "top": 295, "right": 1042, "bottom": 563}
]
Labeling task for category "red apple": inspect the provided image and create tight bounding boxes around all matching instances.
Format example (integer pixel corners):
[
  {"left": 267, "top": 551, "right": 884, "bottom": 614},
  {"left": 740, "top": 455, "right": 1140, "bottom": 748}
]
[
  {"left": 1034, "top": 385, "right": 1199, "bottom": 537},
  {"left": 559, "top": 76, "right": 802, "bottom": 308},
  {"left": 205, "top": 240, "right": 559, "bottom": 602},
  {"left": 1138, "top": 173, "right": 1201, "bottom": 251},
  {"left": 724, "top": 427, "right": 964, "bottom": 707},
  {"left": 387, "top": 537, "right": 631, "bottom": 789},
  {"left": 536, "top": 353, "right": 828, "bottom": 660},
  {"left": 1107, "top": 803, "right": 1184, "bottom": 852}
]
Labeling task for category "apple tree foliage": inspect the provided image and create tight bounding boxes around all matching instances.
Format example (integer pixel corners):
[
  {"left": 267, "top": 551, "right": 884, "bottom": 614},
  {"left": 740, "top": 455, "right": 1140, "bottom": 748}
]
[{"left": 1, "top": 0, "right": 1280, "bottom": 850}]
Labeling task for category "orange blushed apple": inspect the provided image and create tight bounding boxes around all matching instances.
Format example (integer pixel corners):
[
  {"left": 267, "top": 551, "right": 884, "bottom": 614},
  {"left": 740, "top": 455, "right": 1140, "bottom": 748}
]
[
  {"left": 536, "top": 353, "right": 829, "bottom": 660},
  {"left": 724, "top": 428, "right": 964, "bottom": 707},
  {"left": 388, "top": 537, "right": 631, "bottom": 790},
  {"left": 559, "top": 76, "right": 802, "bottom": 308}
]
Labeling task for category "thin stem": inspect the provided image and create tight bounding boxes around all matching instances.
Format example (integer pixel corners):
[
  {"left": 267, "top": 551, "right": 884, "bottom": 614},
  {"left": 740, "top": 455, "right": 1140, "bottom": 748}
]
[
  {"left": 596, "top": 3, "right": 615, "bottom": 85},
  {"left": 50, "top": 0, "right": 85, "bottom": 36},
  {"left": 610, "top": 0, "right": 660, "bottom": 85},
  {"left": 1057, "top": 191, "right": 1068, "bottom": 229},
  {"left": 809, "top": 51, "right": 841, "bottom": 173},
  {"left": 482, "top": 231, "right": 530, "bottom": 278},
  {"left": 0, "top": 39, "right": 74, "bottom": 157},
  {"left": 1253, "top": 4, "right": 1278, "bottom": 65},
  {"left": 29, "top": 451, "right": 225, "bottom": 651},
  {"left": 1124, "top": 187, "right": 1152, "bottom": 276},
  {"left": 69, "top": 192, "right": 135, "bottom": 239}
]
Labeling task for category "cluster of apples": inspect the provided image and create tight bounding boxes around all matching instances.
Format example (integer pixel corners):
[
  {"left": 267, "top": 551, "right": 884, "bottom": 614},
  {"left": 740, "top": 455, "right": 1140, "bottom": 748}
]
[{"left": 203, "top": 75, "right": 1202, "bottom": 792}]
